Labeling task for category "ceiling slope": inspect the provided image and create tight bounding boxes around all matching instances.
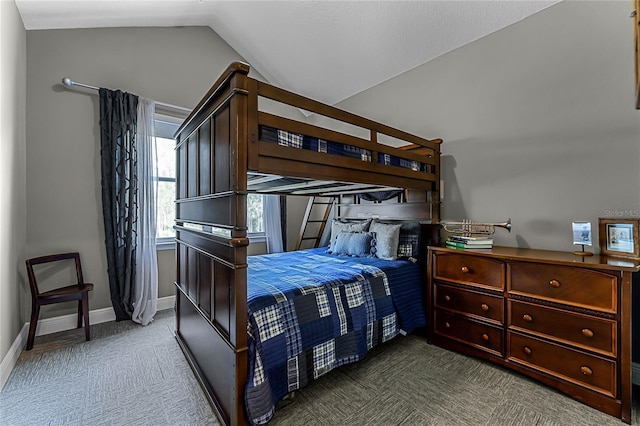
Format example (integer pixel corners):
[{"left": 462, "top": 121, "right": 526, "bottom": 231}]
[{"left": 15, "top": 0, "right": 561, "bottom": 105}]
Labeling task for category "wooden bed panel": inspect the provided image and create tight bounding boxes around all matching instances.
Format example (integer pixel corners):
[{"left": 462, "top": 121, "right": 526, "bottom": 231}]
[
  {"left": 257, "top": 149, "right": 436, "bottom": 191},
  {"left": 198, "top": 254, "right": 212, "bottom": 317},
  {"left": 258, "top": 141, "right": 438, "bottom": 181},
  {"left": 188, "top": 133, "right": 198, "bottom": 198},
  {"left": 338, "top": 202, "right": 435, "bottom": 221},
  {"left": 215, "top": 109, "right": 231, "bottom": 193},
  {"left": 198, "top": 119, "right": 212, "bottom": 195},
  {"left": 178, "top": 142, "right": 187, "bottom": 199},
  {"left": 176, "top": 288, "right": 236, "bottom": 425},
  {"left": 176, "top": 196, "right": 234, "bottom": 227},
  {"left": 176, "top": 227, "right": 238, "bottom": 266},
  {"left": 175, "top": 233, "right": 247, "bottom": 343},
  {"left": 212, "top": 260, "right": 232, "bottom": 337},
  {"left": 187, "top": 246, "right": 198, "bottom": 301}
]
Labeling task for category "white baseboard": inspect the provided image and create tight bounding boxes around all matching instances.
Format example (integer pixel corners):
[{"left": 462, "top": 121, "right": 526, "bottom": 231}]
[
  {"left": 157, "top": 295, "right": 176, "bottom": 311},
  {"left": 34, "top": 306, "right": 116, "bottom": 337},
  {"left": 34, "top": 295, "right": 175, "bottom": 337},
  {"left": 633, "top": 362, "right": 640, "bottom": 386},
  {"left": 0, "top": 323, "right": 28, "bottom": 392},
  {"left": 0, "top": 295, "right": 175, "bottom": 392}
]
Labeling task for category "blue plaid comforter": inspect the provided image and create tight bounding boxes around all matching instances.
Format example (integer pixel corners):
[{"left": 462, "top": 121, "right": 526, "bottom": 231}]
[{"left": 245, "top": 248, "right": 425, "bottom": 424}]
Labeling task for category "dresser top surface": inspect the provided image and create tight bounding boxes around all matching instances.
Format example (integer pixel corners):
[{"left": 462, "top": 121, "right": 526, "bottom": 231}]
[{"left": 429, "top": 246, "right": 640, "bottom": 272}]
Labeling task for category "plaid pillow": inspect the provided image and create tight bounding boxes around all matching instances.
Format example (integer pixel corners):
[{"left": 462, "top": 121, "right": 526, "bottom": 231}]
[{"left": 371, "top": 220, "right": 421, "bottom": 260}]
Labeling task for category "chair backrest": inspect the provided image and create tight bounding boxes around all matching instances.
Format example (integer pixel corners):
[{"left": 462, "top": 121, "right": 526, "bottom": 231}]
[{"left": 25, "top": 252, "right": 84, "bottom": 298}]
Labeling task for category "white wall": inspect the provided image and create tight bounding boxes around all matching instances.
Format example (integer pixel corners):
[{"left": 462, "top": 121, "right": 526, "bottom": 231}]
[
  {"left": 0, "top": 0, "right": 28, "bottom": 368},
  {"left": 334, "top": 1, "right": 640, "bottom": 252}
]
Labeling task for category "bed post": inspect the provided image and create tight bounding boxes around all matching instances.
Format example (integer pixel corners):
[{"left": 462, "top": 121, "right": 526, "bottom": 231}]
[{"left": 174, "top": 62, "right": 251, "bottom": 426}]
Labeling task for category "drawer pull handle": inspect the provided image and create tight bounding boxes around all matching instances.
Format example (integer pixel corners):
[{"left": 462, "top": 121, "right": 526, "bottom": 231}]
[
  {"left": 580, "top": 366, "right": 593, "bottom": 376},
  {"left": 523, "top": 314, "right": 533, "bottom": 322},
  {"left": 444, "top": 322, "right": 451, "bottom": 329},
  {"left": 444, "top": 295, "right": 451, "bottom": 302},
  {"left": 481, "top": 304, "right": 489, "bottom": 312},
  {"left": 549, "top": 279, "right": 561, "bottom": 288},
  {"left": 461, "top": 266, "right": 469, "bottom": 273},
  {"left": 581, "top": 328, "right": 594, "bottom": 338},
  {"left": 522, "top": 346, "right": 532, "bottom": 355},
  {"left": 481, "top": 333, "right": 489, "bottom": 342}
]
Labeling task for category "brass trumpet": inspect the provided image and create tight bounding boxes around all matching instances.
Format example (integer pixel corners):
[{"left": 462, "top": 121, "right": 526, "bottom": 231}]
[{"left": 441, "top": 218, "right": 512, "bottom": 237}]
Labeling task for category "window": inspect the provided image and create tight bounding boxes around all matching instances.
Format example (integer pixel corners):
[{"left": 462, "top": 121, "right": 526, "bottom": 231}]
[
  {"left": 248, "top": 193, "right": 265, "bottom": 241},
  {"left": 154, "top": 114, "right": 265, "bottom": 247},
  {"left": 155, "top": 114, "right": 181, "bottom": 248}
]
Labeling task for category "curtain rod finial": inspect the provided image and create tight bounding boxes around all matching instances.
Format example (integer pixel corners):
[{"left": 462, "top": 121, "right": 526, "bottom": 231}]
[{"left": 62, "top": 77, "right": 72, "bottom": 87}]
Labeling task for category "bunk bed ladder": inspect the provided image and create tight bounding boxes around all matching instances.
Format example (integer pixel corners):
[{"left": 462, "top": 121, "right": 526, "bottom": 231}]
[{"left": 295, "top": 196, "right": 336, "bottom": 250}]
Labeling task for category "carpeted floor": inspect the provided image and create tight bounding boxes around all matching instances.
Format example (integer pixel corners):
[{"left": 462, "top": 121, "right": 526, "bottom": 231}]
[{"left": 1, "top": 309, "right": 637, "bottom": 426}]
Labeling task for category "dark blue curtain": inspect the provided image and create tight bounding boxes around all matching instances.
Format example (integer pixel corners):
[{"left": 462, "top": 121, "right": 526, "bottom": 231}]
[{"left": 99, "top": 89, "right": 139, "bottom": 321}]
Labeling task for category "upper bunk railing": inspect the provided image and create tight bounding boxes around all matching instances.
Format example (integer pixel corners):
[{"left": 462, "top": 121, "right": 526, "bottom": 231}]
[
  {"left": 176, "top": 61, "right": 442, "bottom": 195},
  {"left": 247, "top": 68, "right": 441, "bottom": 193}
]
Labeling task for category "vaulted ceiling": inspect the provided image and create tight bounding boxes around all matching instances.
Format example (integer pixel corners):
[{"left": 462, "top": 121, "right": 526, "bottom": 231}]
[{"left": 15, "top": 0, "right": 561, "bottom": 106}]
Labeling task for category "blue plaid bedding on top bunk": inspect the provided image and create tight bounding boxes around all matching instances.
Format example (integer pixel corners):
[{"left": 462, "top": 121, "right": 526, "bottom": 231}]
[{"left": 245, "top": 247, "right": 425, "bottom": 424}]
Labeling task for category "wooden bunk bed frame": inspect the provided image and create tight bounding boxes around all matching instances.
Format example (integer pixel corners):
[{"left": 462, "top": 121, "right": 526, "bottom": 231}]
[{"left": 173, "top": 62, "right": 442, "bottom": 425}]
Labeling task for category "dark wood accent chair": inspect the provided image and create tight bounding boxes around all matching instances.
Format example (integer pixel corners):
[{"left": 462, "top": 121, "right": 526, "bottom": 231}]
[{"left": 25, "top": 252, "right": 94, "bottom": 350}]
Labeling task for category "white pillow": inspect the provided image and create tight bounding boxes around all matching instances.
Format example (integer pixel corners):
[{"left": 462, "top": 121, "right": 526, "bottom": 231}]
[
  {"left": 328, "top": 219, "right": 371, "bottom": 251},
  {"left": 370, "top": 221, "right": 402, "bottom": 260}
]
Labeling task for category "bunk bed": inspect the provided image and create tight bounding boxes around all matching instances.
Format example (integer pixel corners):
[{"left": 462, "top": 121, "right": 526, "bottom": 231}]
[{"left": 173, "top": 62, "right": 442, "bottom": 425}]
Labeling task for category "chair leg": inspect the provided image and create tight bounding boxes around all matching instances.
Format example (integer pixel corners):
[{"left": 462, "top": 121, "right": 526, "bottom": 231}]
[
  {"left": 82, "top": 294, "right": 90, "bottom": 342},
  {"left": 26, "top": 304, "right": 40, "bottom": 351},
  {"left": 77, "top": 300, "right": 83, "bottom": 328}
]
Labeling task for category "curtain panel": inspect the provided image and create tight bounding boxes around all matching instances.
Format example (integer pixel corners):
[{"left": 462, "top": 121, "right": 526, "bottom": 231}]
[
  {"left": 264, "top": 194, "right": 284, "bottom": 254},
  {"left": 99, "top": 89, "right": 139, "bottom": 321},
  {"left": 132, "top": 98, "right": 158, "bottom": 326}
]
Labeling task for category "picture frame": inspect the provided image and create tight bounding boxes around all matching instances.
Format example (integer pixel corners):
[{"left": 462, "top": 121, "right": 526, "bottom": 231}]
[
  {"left": 571, "top": 221, "right": 593, "bottom": 256},
  {"left": 598, "top": 218, "right": 640, "bottom": 259},
  {"left": 572, "top": 221, "right": 592, "bottom": 246}
]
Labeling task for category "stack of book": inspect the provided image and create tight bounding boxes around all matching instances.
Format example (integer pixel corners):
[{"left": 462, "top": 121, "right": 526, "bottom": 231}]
[{"left": 445, "top": 235, "right": 494, "bottom": 249}]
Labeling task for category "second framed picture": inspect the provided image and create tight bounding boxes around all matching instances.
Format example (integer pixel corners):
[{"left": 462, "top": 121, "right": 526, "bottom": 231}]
[{"left": 598, "top": 218, "right": 640, "bottom": 259}]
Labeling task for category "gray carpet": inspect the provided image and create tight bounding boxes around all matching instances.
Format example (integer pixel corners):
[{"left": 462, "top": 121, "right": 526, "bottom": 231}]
[{"left": 1, "top": 309, "right": 637, "bottom": 426}]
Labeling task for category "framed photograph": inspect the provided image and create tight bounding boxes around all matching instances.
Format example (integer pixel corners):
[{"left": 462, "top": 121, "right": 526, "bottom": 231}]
[
  {"left": 572, "top": 221, "right": 592, "bottom": 246},
  {"left": 598, "top": 218, "right": 640, "bottom": 259}
]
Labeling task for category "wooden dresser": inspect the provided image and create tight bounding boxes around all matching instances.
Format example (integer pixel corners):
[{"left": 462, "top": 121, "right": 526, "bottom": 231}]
[{"left": 426, "top": 246, "right": 640, "bottom": 423}]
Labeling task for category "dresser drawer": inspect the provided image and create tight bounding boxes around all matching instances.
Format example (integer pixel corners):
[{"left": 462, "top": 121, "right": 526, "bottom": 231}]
[
  {"left": 509, "top": 332, "right": 616, "bottom": 397},
  {"left": 509, "top": 300, "right": 616, "bottom": 357},
  {"left": 508, "top": 263, "right": 617, "bottom": 313},
  {"left": 433, "top": 252, "right": 505, "bottom": 290},
  {"left": 435, "top": 283, "right": 503, "bottom": 323},
  {"left": 434, "top": 309, "right": 503, "bottom": 356}
]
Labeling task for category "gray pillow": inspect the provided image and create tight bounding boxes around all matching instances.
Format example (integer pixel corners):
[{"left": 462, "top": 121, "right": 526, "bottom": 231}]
[
  {"left": 379, "top": 220, "right": 421, "bottom": 259},
  {"left": 370, "top": 221, "right": 402, "bottom": 260},
  {"left": 328, "top": 219, "right": 371, "bottom": 251},
  {"left": 329, "top": 231, "right": 377, "bottom": 257}
]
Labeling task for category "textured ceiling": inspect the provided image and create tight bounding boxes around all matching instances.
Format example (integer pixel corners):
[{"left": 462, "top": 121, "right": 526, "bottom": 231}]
[{"left": 15, "top": 0, "right": 561, "bottom": 106}]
